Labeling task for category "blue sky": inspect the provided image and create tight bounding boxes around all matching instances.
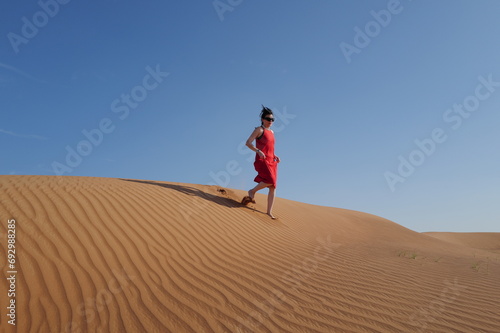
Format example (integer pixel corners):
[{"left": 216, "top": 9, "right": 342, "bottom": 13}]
[{"left": 1, "top": 0, "right": 499, "bottom": 232}]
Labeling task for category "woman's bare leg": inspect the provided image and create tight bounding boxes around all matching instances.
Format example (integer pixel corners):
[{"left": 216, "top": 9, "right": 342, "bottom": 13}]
[
  {"left": 267, "top": 186, "right": 276, "bottom": 219},
  {"left": 248, "top": 182, "right": 271, "bottom": 200},
  {"left": 248, "top": 182, "right": 277, "bottom": 219}
]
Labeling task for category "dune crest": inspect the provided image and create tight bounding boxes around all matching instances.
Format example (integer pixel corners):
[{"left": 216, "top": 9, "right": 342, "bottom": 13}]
[{"left": 1, "top": 175, "right": 499, "bottom": 332}]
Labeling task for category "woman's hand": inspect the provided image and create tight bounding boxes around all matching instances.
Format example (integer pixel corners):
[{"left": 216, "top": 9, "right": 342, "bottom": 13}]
[
  {"left": 258, "top": 150, "right": 266, "bottom": 159},
  {"left": 275, "top": 156, "right": 281, "bottom": 163}
]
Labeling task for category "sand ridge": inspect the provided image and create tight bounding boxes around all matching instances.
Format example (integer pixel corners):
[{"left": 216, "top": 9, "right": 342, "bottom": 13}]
[
  {"left": 0, "top": 175, "right": 499, "bottom": 332},
  {"left": 425, "top": 232, "right": 500, "bottom": 254}
]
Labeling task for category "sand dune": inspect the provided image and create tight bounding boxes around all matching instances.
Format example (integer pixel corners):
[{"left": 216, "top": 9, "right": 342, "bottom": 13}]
[
  {"left": 425, "top": 232, "right": 500, "bottom": 254},
  {"left": 0, "top": 175, "right": 499, "bottom": 332}
]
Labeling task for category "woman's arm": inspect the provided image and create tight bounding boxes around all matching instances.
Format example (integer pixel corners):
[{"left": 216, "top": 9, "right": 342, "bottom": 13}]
[{"left": 246, "top": 127, "right": 265, "bottom": 157}]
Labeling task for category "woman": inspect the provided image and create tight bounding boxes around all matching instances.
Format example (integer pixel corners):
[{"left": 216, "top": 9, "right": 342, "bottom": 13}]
[{"left": 242, "top": 106, "right": 281, "bottom": 219}]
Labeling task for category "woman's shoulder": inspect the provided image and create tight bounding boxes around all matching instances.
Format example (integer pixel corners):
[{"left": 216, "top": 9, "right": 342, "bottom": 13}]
[{"left": 254, "top": 126, "right": 264, "bottom": 139}]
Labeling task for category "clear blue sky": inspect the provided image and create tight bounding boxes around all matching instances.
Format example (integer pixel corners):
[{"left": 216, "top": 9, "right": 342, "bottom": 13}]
[{"left": 1, "top": 0, "right": 499, "bottom": 232}]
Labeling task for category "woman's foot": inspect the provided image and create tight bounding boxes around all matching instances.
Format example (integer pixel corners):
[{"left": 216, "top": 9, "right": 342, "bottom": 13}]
[
  {"left": 267, "top": 213, "right": 278, "bottom": 220},
  {"left": 248, "top": 190, "right": 256, "bottom": 203}
]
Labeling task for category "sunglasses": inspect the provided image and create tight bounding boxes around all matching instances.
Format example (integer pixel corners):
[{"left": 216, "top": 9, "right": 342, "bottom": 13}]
[{"left": 263, "top": 117, "right": 275, "bottom": 122}]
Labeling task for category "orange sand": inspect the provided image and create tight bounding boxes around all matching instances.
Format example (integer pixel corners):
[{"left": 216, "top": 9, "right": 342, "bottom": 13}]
[{"left": 0, "top": 175, "right": 499, "bottom": 332}]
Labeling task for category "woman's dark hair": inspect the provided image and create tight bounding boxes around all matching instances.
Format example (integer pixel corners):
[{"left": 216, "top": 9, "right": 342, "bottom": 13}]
[{"left": 260, "top": 105, "right": 273, "bottom": 125}]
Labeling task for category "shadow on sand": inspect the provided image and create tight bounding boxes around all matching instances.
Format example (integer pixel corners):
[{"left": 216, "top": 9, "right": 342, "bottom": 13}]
[{"left": 121, "top": 179, "right": 243, "bottom": 209}]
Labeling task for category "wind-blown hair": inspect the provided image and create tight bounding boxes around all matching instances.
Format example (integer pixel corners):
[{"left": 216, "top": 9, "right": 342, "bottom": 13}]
[{"left": 260, "top": 105, "right": 274, "bottom": 125}]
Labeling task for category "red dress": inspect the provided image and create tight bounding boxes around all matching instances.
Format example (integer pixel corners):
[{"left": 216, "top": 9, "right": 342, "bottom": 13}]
[{"left": 254, "top": 127, "right": 278, "bottom": 188}]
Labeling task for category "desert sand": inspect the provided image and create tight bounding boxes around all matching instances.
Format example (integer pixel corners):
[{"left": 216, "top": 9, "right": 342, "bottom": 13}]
[{"left": 0, "top": 175, "right": 499, "bottom": 333}]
